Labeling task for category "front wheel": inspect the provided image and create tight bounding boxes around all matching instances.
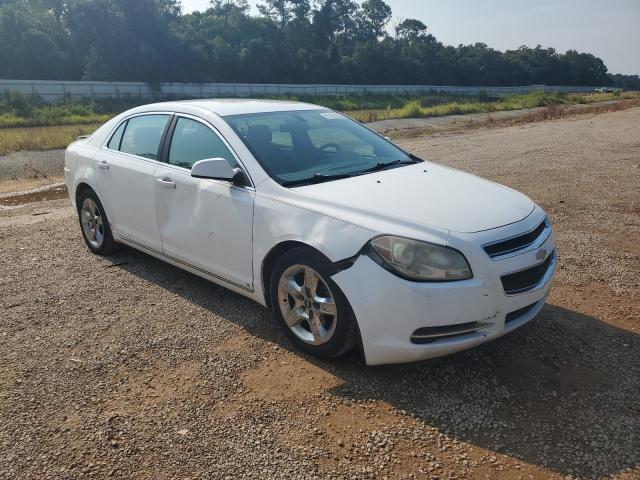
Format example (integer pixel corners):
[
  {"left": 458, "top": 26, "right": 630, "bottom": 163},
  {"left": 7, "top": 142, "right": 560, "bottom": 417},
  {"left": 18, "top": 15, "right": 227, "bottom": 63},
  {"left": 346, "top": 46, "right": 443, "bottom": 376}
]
[{"left": 270, "top": 247, "right": 359, "bottom": 359}]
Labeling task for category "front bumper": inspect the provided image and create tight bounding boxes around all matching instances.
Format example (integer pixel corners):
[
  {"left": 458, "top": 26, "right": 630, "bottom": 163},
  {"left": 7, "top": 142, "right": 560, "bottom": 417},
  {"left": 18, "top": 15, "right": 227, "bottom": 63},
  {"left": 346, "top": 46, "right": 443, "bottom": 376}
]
[{"left": 332, "top": 215, "right": 557, "bottom": 366}]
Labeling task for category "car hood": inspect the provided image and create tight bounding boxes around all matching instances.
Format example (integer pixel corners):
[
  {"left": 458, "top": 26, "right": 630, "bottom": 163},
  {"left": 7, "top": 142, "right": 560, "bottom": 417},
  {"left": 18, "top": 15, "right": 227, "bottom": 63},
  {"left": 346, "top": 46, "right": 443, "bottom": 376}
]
[{"left": 294, "top": 162, "right": 535, "bottom": 234}]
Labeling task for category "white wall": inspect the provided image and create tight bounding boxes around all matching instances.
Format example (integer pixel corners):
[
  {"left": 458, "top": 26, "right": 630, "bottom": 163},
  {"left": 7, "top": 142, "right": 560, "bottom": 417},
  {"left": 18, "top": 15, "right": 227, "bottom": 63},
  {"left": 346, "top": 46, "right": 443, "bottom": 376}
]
[{"left": 0, "top": 79, "right": 597, "bottom": 103}]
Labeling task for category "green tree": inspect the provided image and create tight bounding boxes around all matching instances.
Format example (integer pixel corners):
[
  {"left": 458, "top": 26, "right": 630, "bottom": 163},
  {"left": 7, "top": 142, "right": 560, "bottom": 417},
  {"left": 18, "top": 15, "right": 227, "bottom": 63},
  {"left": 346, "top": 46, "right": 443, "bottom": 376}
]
[
  {"left": 395, "top": 18, "right": 428, "bottom": 42},
  {"left": 357, "top": 0, "right": 391, "bottom": 40},
  {"left": 0, "top": 1, "right": 72, "bottom": 79}
]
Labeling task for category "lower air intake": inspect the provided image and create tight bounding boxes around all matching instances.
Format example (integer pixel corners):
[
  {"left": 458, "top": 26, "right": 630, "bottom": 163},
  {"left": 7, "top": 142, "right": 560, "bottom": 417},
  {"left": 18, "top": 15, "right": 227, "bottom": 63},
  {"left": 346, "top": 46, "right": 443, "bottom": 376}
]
[{"left": 411, "top": 321, "right": 487, "bottom": 344}]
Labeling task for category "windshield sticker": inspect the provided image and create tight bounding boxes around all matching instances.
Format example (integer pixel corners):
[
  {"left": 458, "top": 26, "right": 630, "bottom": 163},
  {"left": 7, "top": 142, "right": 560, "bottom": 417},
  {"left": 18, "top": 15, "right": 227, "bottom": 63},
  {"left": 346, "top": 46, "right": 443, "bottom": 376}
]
[{"left": 320, "top": 112, "right": 343, "bottom": 120}]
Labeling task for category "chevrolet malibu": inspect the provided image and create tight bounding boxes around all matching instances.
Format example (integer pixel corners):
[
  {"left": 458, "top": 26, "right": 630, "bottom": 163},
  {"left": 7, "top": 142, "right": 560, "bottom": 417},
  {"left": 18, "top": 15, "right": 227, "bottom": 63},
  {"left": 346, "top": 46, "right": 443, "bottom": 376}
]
[{"left": 65, "top": 100, "right": 557, "bottom": 365}]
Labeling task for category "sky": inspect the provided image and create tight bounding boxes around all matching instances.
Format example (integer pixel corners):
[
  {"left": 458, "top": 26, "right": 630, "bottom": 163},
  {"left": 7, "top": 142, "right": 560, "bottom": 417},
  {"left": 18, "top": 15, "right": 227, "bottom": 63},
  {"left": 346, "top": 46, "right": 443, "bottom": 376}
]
[{"left": 180, "top": 0, "right": 640, "bottom": 75}]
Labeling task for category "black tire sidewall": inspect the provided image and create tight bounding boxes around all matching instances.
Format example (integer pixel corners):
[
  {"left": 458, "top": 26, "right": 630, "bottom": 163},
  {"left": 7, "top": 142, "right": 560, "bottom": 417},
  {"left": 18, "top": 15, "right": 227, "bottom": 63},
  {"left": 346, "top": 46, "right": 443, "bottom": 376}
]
[
  {"left": 77, "top": 188, "right": 117, "bottom": 255},
  {"left": 270, "top": 247, "right": 358, "bottom": 359}
]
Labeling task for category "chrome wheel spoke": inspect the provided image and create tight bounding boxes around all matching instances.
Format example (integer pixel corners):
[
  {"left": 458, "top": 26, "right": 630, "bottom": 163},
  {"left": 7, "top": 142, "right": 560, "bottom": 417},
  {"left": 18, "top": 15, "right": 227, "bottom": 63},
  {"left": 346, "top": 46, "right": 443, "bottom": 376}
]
[
  {"left": 94, "top": 227, "right": 104, "bottom": 244},
  {"left": 81, "top": 210, "right": 92, "bottom": 225},
  {"left": 284, "top": 307, "right": 304, "bottom": 327},
  {"left": 315, "top": 296, "right": 337, "bottom": 316},
  {"left": 307, "top": 310, "right": 326, "bottom": 343},
  {"left": 282, "top": 277, "right": 304, "bottom": 300},
  {"left": 304, "top": 268, "right": 319, "bottom": 296}
]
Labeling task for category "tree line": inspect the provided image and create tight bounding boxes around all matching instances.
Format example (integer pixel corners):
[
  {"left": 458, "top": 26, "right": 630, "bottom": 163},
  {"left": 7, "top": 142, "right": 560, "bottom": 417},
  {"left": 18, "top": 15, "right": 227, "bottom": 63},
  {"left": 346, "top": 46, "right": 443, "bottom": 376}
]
[{"left": 0, "top": 0, "right": 637, "bottom": 89}]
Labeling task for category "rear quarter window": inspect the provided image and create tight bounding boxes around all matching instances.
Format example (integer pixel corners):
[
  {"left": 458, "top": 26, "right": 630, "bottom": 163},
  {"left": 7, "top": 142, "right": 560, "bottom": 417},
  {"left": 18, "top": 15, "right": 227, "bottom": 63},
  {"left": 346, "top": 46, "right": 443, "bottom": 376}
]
[{"left": 107, "top": 121, "right": 127, "bottom": 150}]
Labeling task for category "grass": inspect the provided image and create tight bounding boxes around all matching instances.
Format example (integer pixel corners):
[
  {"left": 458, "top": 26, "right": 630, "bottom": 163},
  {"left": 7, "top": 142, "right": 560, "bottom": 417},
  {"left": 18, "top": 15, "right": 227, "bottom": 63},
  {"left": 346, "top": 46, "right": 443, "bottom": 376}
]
[
  {"left": 0, "top": 92, "right": 115, "bottom": 128},
  {"left": 0, "top": 111, "right": 110, "bottom": 128},
  {"left": 0, "top": 124, "right": 101, "bottom": 156},
  {"left": 298, "top": 92, "right": 473, "bottom": 111}
]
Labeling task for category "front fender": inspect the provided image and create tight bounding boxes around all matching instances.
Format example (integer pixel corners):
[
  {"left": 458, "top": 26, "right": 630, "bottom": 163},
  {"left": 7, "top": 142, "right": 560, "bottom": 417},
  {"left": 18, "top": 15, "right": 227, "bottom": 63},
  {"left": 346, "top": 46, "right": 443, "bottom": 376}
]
[{"left": 253, "top": 194, "right": 376, "bottom": 300}]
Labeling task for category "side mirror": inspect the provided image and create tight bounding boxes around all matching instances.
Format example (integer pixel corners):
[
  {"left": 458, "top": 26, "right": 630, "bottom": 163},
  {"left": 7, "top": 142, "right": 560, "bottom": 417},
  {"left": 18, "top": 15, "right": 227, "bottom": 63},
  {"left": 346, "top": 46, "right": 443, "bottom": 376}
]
[{"left": 191, "top": 158, "right": 247, "bottom": 186}]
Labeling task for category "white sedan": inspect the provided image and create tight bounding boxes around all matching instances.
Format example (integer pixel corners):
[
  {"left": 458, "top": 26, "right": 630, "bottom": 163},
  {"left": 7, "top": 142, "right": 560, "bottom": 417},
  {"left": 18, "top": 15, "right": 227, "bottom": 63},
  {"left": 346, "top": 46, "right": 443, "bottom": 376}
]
[{"left": 65, "top": 100, "right": 557, "bottom": 365}]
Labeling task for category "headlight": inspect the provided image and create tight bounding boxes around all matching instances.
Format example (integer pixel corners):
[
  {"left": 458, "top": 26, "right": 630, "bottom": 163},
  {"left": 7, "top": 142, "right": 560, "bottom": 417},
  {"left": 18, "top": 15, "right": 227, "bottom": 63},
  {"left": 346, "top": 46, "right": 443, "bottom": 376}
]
[{"left": 368, "top": 235, "right": 472, "bottom": 281}]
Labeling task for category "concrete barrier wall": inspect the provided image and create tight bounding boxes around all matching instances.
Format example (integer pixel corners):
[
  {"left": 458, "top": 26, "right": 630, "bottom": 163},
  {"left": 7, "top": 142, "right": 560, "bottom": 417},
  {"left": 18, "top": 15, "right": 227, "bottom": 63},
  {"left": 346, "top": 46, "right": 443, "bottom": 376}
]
[{"left": 0, "top": 79, "right": 598, "bottom": 102}]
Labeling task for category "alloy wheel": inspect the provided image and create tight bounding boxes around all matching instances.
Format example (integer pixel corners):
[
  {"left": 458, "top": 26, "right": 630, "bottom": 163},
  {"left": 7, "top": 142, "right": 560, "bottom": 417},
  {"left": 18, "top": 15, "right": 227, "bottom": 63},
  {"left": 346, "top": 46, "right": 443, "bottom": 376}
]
[
  {"left": 277, "top": 264, "right": 338, "bottom": 345},
  {"left": 80, "top": 198, "right": 105, "bottom": 249}
]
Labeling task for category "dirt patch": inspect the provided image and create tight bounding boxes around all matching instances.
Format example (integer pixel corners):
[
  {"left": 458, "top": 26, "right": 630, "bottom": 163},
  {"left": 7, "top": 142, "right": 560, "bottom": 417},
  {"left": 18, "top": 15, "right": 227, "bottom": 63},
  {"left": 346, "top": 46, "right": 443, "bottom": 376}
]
[{"left": 242, "top": 350, "right": 342, "bottom": 401}]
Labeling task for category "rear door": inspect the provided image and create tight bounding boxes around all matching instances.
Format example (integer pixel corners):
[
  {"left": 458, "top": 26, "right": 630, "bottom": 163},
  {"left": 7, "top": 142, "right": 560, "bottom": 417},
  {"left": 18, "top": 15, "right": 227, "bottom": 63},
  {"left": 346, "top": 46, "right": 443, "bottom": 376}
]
[
  {"left": 153, "top": 115, "right": 255, "bottom": 291},
  {"left": 96, "top": 114, "right": 171, "bottom": 252}
]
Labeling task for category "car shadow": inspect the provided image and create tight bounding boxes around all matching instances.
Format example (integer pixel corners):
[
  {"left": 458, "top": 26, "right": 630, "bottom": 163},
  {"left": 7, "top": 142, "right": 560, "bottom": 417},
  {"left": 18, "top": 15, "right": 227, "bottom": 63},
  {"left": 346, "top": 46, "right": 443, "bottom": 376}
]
[{"left": 107, "top": 247, "right": 639, "bottom": 479}]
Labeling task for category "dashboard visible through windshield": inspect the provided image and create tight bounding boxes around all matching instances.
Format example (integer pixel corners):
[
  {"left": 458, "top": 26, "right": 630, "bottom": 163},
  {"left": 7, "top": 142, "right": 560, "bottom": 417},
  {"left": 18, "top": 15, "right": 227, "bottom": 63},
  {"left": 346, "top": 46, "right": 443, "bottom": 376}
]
[{"left": 224, "top": 110, "right": 417, "bottom": 186}]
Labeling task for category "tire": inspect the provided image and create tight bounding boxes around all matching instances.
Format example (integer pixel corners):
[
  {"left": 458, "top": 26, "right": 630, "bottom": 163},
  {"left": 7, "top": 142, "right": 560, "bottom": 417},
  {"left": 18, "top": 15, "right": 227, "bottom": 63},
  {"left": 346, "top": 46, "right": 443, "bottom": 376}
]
[
  {"left": 270, "top": 246, "right": 359, "bottom": 359},
  {"left": 76, "top": 188, "right": 119, "bottom": 255}
]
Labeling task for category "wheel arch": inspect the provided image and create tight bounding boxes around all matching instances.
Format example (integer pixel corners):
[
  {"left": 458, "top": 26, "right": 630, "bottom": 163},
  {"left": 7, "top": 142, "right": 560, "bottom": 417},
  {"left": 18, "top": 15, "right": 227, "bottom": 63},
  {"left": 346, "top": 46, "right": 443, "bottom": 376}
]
[
  {"left": 73, "top": 180, "right": 115, "bottom": 234},
  {"left": 260, "top": 239, "right": 362, "bottom": 309},
  {"left": 74, "top": 181, "right": 94, "bottom": 206},
  {"left": 262, "top": 241, "right": 318, "bottom": 309}
]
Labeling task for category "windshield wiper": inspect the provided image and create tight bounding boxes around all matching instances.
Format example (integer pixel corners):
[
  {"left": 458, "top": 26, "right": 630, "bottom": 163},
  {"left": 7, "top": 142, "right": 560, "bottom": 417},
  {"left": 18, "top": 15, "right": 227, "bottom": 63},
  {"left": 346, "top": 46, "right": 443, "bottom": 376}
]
[
  {"left": 281, "top": 172, "right": 354, "bottom": 187},
  {"left": 281, "top": 158, "right": 422, "bottom": 187},
  {"left": 353, "top": 158, "right": 421, "bottom": 175}
]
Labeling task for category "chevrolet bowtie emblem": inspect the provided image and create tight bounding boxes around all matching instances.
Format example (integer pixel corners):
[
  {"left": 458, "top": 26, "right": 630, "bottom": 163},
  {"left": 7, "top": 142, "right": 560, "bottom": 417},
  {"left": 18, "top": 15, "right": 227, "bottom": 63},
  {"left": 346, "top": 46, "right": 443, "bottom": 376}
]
[{"left": 536, "top": 248, "right": 547, "bottom": 261}]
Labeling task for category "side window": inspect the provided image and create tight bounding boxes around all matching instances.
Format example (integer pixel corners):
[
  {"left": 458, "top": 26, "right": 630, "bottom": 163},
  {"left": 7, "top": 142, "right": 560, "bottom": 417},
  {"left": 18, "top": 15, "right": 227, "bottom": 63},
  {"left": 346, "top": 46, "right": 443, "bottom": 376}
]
[
  {"left": 168, "top": 117, "right": 237, "bottom": 169},
  {"left": 119, "top": 114, "right": 170, "bottom": 160},
  {"left": 107, "top": 120, "right": 127, "bottom": 150}
]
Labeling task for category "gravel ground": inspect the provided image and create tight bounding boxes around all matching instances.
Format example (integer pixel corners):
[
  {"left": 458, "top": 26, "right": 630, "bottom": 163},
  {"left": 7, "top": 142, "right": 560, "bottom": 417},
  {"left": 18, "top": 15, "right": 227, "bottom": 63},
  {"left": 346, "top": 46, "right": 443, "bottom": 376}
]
[
  {"left": 0, "top": 149, "right": 65, "bottom": 181},
  {"left": 1, "top": 108, "right": 639, "bottom": 480}
]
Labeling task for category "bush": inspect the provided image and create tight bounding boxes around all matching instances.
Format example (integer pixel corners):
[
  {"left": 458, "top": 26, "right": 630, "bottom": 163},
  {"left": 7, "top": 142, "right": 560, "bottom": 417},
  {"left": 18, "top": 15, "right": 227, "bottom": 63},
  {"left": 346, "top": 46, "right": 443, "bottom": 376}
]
[
  {"left": 478, "top": 90, "right": 492, "bottom": 103},
  {"left": 1, "top": 91, "right": 35, "bottom": 117}
]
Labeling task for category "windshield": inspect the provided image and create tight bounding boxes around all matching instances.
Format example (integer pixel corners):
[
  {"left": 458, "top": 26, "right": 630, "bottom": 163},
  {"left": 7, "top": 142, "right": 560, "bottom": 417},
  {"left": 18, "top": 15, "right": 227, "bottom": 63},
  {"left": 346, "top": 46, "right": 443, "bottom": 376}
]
[{"left": 224, "top": 109, "right": 415, "bottom": 186}]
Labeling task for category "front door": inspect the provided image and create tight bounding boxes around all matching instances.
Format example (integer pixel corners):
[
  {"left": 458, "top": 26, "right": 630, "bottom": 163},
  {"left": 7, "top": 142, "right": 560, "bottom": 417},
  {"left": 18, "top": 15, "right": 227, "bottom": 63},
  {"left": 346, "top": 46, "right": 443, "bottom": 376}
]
[{"left": 154, "top": 116, "right": 254, "bottom": 290}]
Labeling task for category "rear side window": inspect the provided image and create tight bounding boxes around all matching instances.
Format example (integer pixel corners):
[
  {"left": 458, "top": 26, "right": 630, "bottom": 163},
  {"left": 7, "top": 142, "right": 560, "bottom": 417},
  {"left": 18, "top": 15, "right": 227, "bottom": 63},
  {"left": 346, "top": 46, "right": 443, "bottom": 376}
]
[
  {"left": 118, "top": 114, "right": 170, "bottom": 160},
  {"left": 168, "top": 117, "right": 237, "bottom": 169},
  {"left": 107, "top": 121, "right": 127, "bottom": 150}
]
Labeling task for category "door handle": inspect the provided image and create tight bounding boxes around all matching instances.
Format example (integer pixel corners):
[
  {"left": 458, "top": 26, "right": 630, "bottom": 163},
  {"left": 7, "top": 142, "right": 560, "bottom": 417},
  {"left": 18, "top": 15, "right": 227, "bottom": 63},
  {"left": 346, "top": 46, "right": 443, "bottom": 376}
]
[
  {"left": 97, "top": 160, "right": 109, "bottom": 170},
  {"left": 157, "top": 177, "right": 176, "bottom": 189}
]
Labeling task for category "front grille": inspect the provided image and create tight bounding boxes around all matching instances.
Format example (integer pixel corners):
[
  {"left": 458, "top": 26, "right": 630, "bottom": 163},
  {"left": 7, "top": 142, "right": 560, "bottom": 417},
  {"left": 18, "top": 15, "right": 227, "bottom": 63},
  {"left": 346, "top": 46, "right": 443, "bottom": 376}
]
[
  {"left": 501, "top": 251, "right": 554, "bottom": 295},
  {"left": 484, "top": 220, "right": 547, "bottom": 258},
  {"left": 505, "top": 302, "right": 538, "bottom": 324}
]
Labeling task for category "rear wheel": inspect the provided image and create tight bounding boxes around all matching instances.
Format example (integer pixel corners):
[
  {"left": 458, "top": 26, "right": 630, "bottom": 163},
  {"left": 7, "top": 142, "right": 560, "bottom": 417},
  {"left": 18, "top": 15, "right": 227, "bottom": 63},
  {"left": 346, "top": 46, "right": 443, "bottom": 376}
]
[
  {"left": 77, "top": 188, "right": 119, "bottom": 255},
  {"left": 270, "top": 247, "right": 358, "bottom": 359}
]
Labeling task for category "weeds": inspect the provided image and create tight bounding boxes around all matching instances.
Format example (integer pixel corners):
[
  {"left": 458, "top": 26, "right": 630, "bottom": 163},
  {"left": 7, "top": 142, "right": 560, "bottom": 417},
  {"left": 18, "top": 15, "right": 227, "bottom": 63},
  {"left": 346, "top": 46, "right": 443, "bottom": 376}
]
[
  {"left": 0, "top": 124, "right": 100, "bottom": 155},
  {"left": 347, "top": 91, "right": 638, "bottom": 122}
]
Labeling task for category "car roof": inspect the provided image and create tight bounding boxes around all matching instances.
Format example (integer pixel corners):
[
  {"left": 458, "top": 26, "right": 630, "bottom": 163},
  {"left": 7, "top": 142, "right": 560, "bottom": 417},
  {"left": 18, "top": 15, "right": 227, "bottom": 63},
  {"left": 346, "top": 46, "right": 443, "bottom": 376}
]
[{"left": 143, "top": 99, "right": 326, "bottom": 117}]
